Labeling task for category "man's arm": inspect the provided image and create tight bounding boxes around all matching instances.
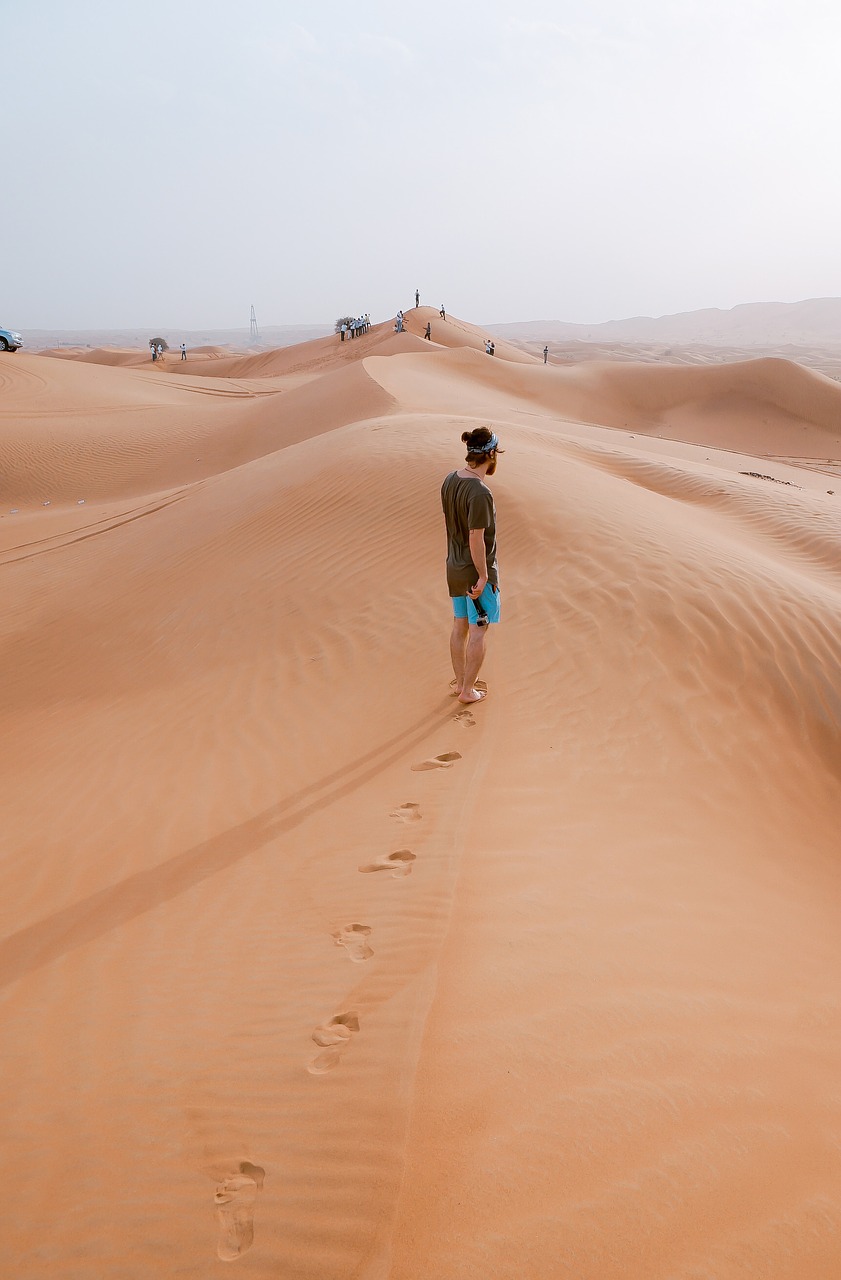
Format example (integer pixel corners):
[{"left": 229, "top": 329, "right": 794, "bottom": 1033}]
[{"left": 468, "top": 527, "right": 488, "bottom": 599}]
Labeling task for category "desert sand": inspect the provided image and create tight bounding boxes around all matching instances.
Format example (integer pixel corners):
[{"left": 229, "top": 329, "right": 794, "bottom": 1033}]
[{"left": 2, "top": 306, "right": 841, "bottom": 1278}]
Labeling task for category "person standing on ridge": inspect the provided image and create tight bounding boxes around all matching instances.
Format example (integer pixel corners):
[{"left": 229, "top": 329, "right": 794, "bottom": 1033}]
[
  {"left": 543, "top": 345, "right": 548, "bottom": 364},
  {"left": 440, "top": 304, "right": 446, "bottom": 319},
  {"left": 440, "top": 426, "right": 502, "bottom": 704},
  {"left": 415, "top": 289, "right": 420, "bottom": 307},
  {"left": 181, "top": 343, "right": 187, "bottom": 360}
]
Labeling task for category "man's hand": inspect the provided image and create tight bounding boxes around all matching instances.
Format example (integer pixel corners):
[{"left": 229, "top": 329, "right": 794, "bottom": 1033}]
[{"left": 468, "top": 528, "right": 489, "bottom": 599}]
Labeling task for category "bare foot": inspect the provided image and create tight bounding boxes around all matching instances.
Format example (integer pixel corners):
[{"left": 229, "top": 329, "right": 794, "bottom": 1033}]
[
  {"left": 450, "top": 678, "right": 487, "bottom": 697},
  {"left": 458, "top": 688, "right": 487, "bottom": 704}
]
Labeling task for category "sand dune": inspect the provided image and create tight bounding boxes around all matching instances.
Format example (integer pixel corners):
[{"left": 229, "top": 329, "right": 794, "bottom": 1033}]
[
  {"left": 366, "top": 345, "right": 841, "bottom": 460},
  {"left": 401, "top": 305, "right": 538, "bottom": 363},
  {"left": 0, "top": 349, "right": 396, "bottom": 506},
  {"left": 2, "top": 322, "right": 841, "bottom": 1278}
]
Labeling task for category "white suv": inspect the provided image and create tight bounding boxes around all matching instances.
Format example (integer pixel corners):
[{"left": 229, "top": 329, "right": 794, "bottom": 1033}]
[{"left": 0, "top": 327, "right": 23, "bottom": 352}]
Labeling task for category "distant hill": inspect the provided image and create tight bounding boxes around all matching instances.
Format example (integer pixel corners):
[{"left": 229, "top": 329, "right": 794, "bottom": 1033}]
[{"left": 489, "top": 298, "right": 841, "bottom": 347}]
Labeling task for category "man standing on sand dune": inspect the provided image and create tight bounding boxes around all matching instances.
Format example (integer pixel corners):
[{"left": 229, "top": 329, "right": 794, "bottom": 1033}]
[{"left": 441, "top": 426, "right": 502, "bottom": 704}]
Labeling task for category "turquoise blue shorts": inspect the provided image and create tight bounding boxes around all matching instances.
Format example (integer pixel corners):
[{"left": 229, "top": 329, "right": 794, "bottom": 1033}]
[{"left": 452, "top": 582, "right": 501, "bottom": 624}]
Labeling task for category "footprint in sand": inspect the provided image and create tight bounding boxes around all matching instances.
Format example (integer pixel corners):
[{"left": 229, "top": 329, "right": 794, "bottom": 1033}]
[
  {"left": 411, "top": 752, "right": 462, "bottom": 772},
  {"left": 390, "top": 801, "right": 422, "bottom": 823},
  {"left": 358, "top": 849, "right": 416, "bottom": 877},
  {"left": 453, "top": 708, "right": 476, "bottom": 728},
  {"left": 215, "top": 1161, "right": 265, "bottom": 1262},
  {"left": 333, "top": 923, "right": 374, "bottom": 962},
  {"left": 308, "top": 1011, "right": 360, "bottom": 1074}
]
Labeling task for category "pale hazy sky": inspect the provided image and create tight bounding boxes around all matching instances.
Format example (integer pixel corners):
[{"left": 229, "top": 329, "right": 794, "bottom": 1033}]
[{"left": 5, "top": 0, "right": 841, "bottom": 330}]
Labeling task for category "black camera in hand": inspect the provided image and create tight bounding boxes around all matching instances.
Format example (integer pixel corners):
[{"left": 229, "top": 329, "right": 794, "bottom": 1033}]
[{"left": 472, "top": 594, "right": 490, "bottom": 627}]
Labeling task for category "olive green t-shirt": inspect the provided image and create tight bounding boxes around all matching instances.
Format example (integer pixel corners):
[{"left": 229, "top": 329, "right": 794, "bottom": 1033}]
[{"left": 440, "top": 470, "right": 499, "bottom": 596}]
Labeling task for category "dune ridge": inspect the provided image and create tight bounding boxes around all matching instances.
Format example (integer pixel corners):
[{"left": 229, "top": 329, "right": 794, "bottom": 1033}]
[{"left": 2, "top": 317, "right": 841, "bottom": 1278}]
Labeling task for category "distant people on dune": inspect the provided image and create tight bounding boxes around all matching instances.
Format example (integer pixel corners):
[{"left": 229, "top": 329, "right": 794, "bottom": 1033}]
[
  {"left": 484, "top": 338, "right": 495, "bottom": 356},
  {"left": 543, "top": 345, "right": 548, "bottom": 364},
  {"left": 425, "top": 321, "right": 432, "bottom": 340},
  {"left": 396, "top": 310, "right": 404, "bottom": 333},
  {"left": 415, "top": 289, "right": 420, "bottom": 307},
  {"left": 440, "top": 304, "right": 446, "bottom": 319},
  {"left": 338, "top": 314, "right": 370, "bottom": 341},
  {"left": 181, "top": 343, "right": 187, "bottom": 361}
]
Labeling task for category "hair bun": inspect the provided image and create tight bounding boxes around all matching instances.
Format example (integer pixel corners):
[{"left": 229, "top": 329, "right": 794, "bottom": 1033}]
[{"left": 461, "top": 431, "right": 471, "bottom": 444}]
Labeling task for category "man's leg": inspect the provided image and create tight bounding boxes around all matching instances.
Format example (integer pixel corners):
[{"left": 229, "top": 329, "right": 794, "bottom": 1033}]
[
  {"left": 459, "top": 624, "right": 488, "bottom": 703},
  {"left": 449, "top": 615, "right": 469, "bottom": 693}
]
